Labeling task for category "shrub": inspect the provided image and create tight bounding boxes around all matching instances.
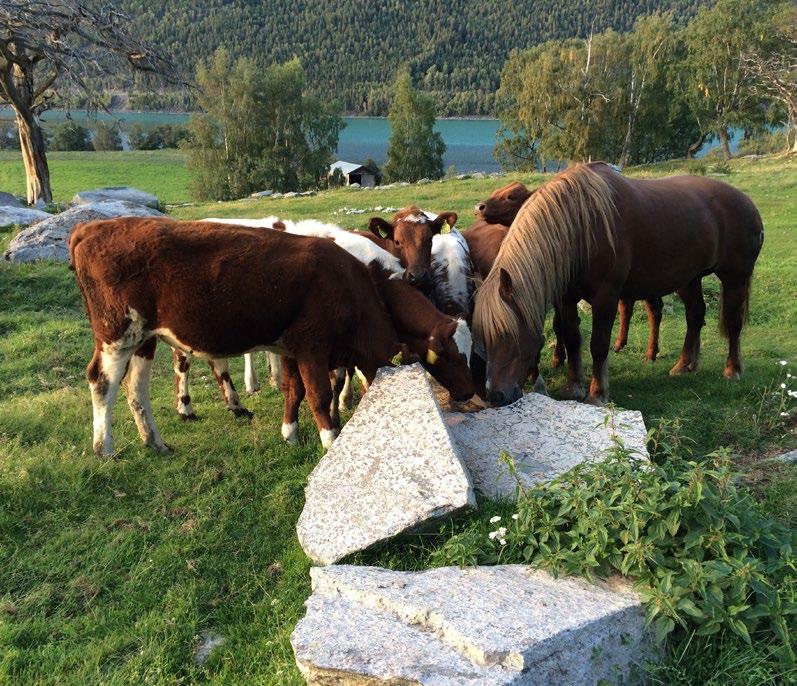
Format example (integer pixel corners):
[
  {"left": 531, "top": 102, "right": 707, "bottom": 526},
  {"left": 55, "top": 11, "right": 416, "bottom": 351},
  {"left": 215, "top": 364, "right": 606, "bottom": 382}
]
[
  {"left": 92, "top": 121, "right": 122, "bottom": 151},
  {"left": 708, "top": 160, "right": 733, "bottom": 175},
  {"left": 49, "top": 121, "right": 91, "bottom": 151},
  {"left": 430, "top": 439, "right": 797, "bottom": 665},
  {"left": 128, "top": 123, "right": 188, "bottom": 150}
]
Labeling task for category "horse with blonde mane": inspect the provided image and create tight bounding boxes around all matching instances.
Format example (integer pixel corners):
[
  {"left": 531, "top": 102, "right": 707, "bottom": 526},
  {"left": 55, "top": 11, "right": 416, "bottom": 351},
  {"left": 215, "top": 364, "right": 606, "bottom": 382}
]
[{"left": 473, "top": 162, "right": 764, "bottom": 406}]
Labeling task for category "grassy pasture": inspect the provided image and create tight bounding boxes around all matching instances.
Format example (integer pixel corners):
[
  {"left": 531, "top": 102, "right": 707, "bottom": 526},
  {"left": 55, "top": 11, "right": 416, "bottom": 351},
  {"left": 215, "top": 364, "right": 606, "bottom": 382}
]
[{"left": 0, "top": 152, "right": 795, "bottom": 684}]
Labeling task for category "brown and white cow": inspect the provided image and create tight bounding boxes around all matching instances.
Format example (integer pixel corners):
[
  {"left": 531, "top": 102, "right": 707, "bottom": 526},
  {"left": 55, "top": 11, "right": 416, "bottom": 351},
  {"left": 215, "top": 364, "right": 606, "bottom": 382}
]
[
  {"left": 367, "top": 206, "right": 458, "bottom": 291},
  {"left": 70, "top": 217, "right": 473, "bottom": 455}
]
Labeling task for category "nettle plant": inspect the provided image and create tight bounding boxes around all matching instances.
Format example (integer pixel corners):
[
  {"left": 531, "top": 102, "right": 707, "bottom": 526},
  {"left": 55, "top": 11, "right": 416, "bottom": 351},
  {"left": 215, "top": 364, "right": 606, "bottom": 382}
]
[{"left": 431, "top": 429, "right": 797, "bottom": 665}]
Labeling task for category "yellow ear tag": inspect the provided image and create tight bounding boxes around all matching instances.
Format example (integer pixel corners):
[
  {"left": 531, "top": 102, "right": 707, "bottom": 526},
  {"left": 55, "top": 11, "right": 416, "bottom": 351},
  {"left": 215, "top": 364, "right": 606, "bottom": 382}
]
[
  {"left": 441, "top": 221, "right": 452, "bottom": 234},
  {"left": 426, "top": 348, "right": 439, "bottom": 365}
]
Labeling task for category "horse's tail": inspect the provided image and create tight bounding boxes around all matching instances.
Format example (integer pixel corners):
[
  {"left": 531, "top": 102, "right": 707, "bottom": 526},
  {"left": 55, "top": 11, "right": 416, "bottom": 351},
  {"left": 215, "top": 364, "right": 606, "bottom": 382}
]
[{"left": 718, "top": 216, "right": 763, "bottom": 339}]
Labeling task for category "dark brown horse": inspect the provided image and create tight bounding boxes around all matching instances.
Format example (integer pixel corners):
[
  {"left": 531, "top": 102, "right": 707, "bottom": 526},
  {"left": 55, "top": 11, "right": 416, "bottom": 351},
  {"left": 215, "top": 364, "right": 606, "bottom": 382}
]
[
  {"left": 473, "top": 180, "right": 665, "bottom": 365},
  {"left": 473, "top": 162, "right": 764, "bottom": 406}
]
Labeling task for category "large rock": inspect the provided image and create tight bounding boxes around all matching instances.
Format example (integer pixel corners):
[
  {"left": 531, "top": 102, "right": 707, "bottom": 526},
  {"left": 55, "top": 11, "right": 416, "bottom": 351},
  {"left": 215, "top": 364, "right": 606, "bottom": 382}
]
[
  {"left": 0, "top": 192, "right": 23, "bottom": 208},
  {"left": 0, "top": 206, "right": 51, "bottom": 228},
  {"left": 296, "top": 364, "right": 475, "bottom": 565},
  {"left": 292, "top": 565, "right": 652, "bottom": 685},
  {"left": 4, "top": 201, "right": 164, "bottom": 263},
  {"left": 72, "top": 186, "right": 159, "bottom": 209},
  {"left": 445, "top": 393, "right": 648, "bottom": 500}
]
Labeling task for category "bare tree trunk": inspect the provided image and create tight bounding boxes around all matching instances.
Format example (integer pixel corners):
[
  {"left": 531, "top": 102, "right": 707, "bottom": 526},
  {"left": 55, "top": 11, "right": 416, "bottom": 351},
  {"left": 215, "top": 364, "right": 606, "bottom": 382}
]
[
  {"left": 687, "top": 133, "right": 705, "bottom": 159},
  {"left": 619, "top": 113, "right": 635, "bottom": 169},
  {"left": 718, "top": 127, "right": 731, "bottom": 160},
  {"left": 16, "top": 111, "right": 52, "bottom": 205}
]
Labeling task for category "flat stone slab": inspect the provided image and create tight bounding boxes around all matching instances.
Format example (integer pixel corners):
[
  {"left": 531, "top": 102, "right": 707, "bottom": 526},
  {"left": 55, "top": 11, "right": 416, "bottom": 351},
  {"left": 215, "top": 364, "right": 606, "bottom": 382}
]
[
  {"left": 0, "top": 192, "right": 23, "bottom": 208},
  {"left": 0, "top": 205, "right": 51, "bottom": 228},
  {"left": 292, "top": 565, "right": 652, "bottom": 685},
  {"left": 4, "top": 201, "right": 163, "bottom": 263},
  {"left": 445, "top": 393, "right": 648, "bottom": 500},
  {"left": 297, "top": 364, "right": 475, "bottom": 565},
  {"left": 72, "top": 186, "right": 159, "bottom": 208}
]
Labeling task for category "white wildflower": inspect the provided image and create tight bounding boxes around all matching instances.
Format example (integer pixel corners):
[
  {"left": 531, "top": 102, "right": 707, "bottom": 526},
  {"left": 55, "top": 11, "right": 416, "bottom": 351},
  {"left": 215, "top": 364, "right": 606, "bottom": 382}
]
[
  {"left": 788, "top": 390, "right": 797, "bottom": 398},
  {"left": 488, "top": 531, "right": 498, "bottom": 540},
  {"left": 781, "top": 383, "right": 787, "bottom": 389},
  {"left": 489, "top": 516, "right": 502, "bottom": 524},
  {"left": 497, "top": 526, "right": 507, "bottom": 537},
  {"left": 779, "top": 360, "right": 787, "bottom": 366},
  {"left": 781, "top": 412, "right": 790, "bottom": 417},
  {"left": 512, "top": 513, "right": 519, "bottom": 520},
  {"left": 499, "top": 539, "right": 507, "bottom": 546}
]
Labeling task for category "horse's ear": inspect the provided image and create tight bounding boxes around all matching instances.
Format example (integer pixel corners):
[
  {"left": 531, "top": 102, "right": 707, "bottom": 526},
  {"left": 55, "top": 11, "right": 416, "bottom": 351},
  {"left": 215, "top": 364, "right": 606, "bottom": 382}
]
[
  {"left": 430, "top": 212, "right": 458, "bottom": 235},
  {"left": 498, "top": 268, "right": 514, "bottom": 302},
  {"left": 369, "top": 217, "right": 394, "bottom": 240}
]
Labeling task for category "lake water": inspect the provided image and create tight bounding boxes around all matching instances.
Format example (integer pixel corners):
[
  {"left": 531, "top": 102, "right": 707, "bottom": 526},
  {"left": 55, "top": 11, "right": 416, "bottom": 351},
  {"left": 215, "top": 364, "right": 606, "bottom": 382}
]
[{"left": 2, "top": 108, "right": 741, "bottom": 172}]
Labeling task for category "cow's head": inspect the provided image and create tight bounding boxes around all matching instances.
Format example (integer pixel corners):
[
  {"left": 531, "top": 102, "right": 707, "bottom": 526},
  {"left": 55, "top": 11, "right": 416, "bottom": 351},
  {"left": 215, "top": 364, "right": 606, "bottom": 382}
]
[
  {"left": 474, "top": 181, "right": 533, "bottom": 226},
  {"left": 418, "top": 318, "right": 475, "bottom": 402},
  {"left": 369, "top": 207, "right": 457, "bottom": 292}
]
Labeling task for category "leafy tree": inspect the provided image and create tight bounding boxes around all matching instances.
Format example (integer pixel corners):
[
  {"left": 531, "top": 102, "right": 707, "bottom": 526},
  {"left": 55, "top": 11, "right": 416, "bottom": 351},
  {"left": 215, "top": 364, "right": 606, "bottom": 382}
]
[
  {"left": 92, "top": 121, "right": 122, "bottom": 151},
  {"left": 682, "top": 0, "right": 784, "bottom": 159},
  {"left": 0, "top": 1, "right": 173, "bottom": 203},
  {"left": 384, "top": 71, "right": 445, "bottom": 182},
  {"left": 183, "top": 49, "right": 343, "bottom": 200},
  {"left": 49, "top": 121, "right": 91, "bottom": 151}
]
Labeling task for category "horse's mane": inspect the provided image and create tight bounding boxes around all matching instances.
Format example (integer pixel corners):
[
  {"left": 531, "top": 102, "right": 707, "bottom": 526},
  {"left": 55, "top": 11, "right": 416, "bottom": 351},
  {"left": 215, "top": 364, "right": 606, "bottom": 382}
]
[{"left": 473, "top": 163, "right": 617, "bottom": 346}]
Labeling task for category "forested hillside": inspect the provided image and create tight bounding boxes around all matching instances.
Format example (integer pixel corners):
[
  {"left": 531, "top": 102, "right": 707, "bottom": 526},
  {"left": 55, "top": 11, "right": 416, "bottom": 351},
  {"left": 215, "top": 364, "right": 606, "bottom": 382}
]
[{"left": 120, "top": 0, "right": 712, "bottom": 115}]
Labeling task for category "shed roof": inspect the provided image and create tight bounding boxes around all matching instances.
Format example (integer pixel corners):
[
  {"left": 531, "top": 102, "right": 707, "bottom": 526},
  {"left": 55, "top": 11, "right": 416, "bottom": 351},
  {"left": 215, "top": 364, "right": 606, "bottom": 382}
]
[{"left": 329, "top": 160, "right": 364, "bottom": 175}]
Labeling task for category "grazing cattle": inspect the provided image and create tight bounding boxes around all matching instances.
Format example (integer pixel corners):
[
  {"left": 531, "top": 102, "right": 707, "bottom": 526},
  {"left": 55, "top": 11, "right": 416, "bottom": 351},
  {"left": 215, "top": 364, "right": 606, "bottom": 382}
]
[
  {"left": 474, "top": 162, "right": 764, "bottom": 407},
  {"left": 430, "top": 229, "right": 476, "bottom": 320},
  {"left": 70, "top": 218, "right": 403, "bottom": 455},
  {"left": 367, "top": 206, "right": 458, "bottom": 291}
]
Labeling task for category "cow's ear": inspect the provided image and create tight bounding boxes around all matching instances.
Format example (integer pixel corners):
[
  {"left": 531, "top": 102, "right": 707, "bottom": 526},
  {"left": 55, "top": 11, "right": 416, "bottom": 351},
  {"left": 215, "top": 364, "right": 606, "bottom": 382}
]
[
  {"left": 369, "top": 217, "right": 394, "bottom": 240},
  {"left": 498, "top": 268, "right": 514, "bottom": 303},
  {"left": 430, "top": 211, "right": 458, "bottom": 235}
]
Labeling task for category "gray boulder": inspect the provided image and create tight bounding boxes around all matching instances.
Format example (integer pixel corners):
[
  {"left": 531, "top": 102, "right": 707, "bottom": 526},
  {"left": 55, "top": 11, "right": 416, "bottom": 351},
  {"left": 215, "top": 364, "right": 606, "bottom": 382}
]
[
  {"left": 72, "top": 186, "right": 159, "bottom": 209},
  {"left": 0, "top": 192, "right": 22, "bottom": 208},
  {"left": 0, "top": 206, "right": 51, "bottom": 228},
  {"left": 292, "top": 564, "right": 653, "bottom": 685},
  {"left": 296, "top": 364, "right": 475, "bottom": 565},
  {"left": 445, "top": 393, "right": 648, "bottom": 500},
  {"left": 5, "top": 200, "right": 164, "bottom": 263},
  {"left": 249, "top": 190, "right": 273, "bottom": 198}
]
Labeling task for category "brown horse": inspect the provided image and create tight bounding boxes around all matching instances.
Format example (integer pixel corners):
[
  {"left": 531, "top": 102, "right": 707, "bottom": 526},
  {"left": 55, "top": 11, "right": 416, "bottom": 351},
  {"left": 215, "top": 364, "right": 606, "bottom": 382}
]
[
  {"left": 473, "top": 180, "right": 664, "bottom": 365},
  {"left": 473, "top": 162, "right": 764, "bottom": 406}
]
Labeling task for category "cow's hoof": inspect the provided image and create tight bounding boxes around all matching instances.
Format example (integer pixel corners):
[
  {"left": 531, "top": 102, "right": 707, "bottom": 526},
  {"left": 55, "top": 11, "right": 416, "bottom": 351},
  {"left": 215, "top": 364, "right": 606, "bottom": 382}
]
[
  {"left": 612, "top": 342, "right": 626, "bottom": 353},
  {"left": 585, "top": 394, "right": 607, "bottom": 406},
  {"left": 231, "top": 407, "right": 254, "bottom": 419},
  {"left": 180, "top": 412, "right": 198, "bottom": 422},
  {"left": 669, "top": 361, "right": 697, "bottom": 376},
  {"left": 551, "top": 355, "right": 565, "bottom": 368},
  {"left": 150, "top": 441, "right": 174, "bottom": 455},
  {"left": 723, "top": 367, "right": 741, "bottom": 380}
]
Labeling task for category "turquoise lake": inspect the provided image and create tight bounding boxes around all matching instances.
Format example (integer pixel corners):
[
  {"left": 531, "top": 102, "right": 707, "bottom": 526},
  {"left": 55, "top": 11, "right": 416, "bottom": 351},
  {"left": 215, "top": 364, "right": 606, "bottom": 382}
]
[{"left": 2, "top": 109, "right": 741, "bottom": 171}]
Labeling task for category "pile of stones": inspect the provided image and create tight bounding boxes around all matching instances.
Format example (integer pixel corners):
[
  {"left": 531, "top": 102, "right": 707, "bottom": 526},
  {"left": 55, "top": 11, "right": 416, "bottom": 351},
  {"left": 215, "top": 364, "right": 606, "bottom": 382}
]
[{"left": 291, "top": 364, "right": 655, "bottom": 684}]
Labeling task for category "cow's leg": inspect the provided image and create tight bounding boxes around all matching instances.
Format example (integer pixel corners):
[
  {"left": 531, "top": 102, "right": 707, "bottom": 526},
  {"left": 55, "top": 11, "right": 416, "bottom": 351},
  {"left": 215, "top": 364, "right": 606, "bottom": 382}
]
[
  {"left": 551, "top": 307, "right": 567, "bottom": 368},
  {"left": 281, "top": 357, "right": 304, "bottom": 444},
  {"left": 669, "top": 278, "right": 705, "bottom": 376},
  {"left": 88, "top": 341, "right": 136, "bottom": 457},
  {"left": 354, "top": 367, "right": 370, "bottom": 394},
  {"left": 612, "top": 299, "right": 634, "bottom": 353},
  {"left": 297, "top": 357, "right": 337, "bottom": 449},
  {"left": 644, "top": 297, "right": 664, "bottom": 362},
  {"left": 210, "top": 358, "right": 253, "bottom": 418},
  {"left": 558, "top": 301, "right": 585, "bottom": 400},
  {"left": 126, "top": 338, "right": 171, "bottom": 454},
  {"left": 329, "top": 367, "right": 346, "bottom": 429},
  {"left": 267, "top": 353, "right": 282, "bottom": 390},
  {"left": 173, "top": 349, "right": 197, "bottom": 420},
  {"left": 244, "top": 353, "right": 260, "bottom": 394},
  {"left": 587, "top": 293, "right": 620, "bottom": 404},
  {"left": 340, "top": 368, "right": 354, "bottom": 409}
]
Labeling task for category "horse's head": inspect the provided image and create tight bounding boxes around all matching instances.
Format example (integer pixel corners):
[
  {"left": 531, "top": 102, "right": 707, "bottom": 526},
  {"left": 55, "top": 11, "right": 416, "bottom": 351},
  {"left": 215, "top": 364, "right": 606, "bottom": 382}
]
[
  {"left": 420, "top": 318, "right": 475, "bottom": 402},
  {"left": 474, "top": 268, "right": 543, "bottom": 407},
  {"left": 475, "top": 181, "right": 533, "bottom": 226},
  {"left": 369, "top": 207, "right": 457, "bottom": 292}
]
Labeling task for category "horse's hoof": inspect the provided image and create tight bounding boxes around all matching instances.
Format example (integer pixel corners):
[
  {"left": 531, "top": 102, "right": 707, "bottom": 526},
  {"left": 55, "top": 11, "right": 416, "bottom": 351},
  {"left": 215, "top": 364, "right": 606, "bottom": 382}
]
[
  {"left": 180, "top": 412, "right": 198, "bottom": 422},
  {"left": 231, "top": 407, "right": 254, "bottom": 419},
  {"left": 723, "top": 368, "right": 741, "bottom": 381},
  {"left": 669, "top": 362, "right": 697, "bottom": 376},
  {"left": 585, "top": 394, "right": 607, "bottom": 406},
  {"left": 560, "top": 384, "right": 586, "bottom": 400}
]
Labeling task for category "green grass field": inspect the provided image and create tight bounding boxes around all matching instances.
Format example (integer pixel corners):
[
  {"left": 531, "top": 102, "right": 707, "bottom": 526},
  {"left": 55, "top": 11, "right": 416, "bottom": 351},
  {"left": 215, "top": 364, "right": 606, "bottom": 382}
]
[{"left": 0, "top": 152, "right": 795, "bottom": 684}]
